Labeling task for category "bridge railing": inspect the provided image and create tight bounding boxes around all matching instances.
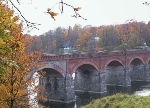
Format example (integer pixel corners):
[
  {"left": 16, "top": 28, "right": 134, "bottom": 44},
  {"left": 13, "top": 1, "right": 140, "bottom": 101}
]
[{"left": 40, "top": 49, "right": 150, "bottom": 61}]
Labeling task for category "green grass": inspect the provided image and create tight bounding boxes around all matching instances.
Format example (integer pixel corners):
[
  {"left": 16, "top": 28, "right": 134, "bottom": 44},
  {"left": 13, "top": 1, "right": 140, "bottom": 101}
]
[{"left": 81, "top": 93, "right": 150, "bottom": 108}]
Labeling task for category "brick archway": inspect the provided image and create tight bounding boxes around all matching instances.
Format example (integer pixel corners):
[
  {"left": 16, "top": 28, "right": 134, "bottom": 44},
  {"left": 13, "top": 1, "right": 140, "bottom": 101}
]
[
  {"left": 128, "top": 56, "right": 145, "bottom": 65},
  {"left": 38, "top": 64, "right": 65, "bottom": 77},
  {"left": 146, "top": 56, "right": 150, "bottom": 64},
  {"left": 103, "top": 58, "right": 124, "bottom": 69},
  {"left": 70, "top": 60, "right": 99, "bottom": 75}
]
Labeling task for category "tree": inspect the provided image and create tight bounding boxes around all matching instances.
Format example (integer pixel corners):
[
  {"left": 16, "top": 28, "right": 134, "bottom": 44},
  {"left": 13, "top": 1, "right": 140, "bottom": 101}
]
[
  {"left": 54, "top": 27, "right": 65, "bottom": 53},
  {"left": 75, "top": 28, "right": 91, "bottom": 52},
  {"left": 25, "top": 35, "right": 43, "bottom": 52},
  {"left": 0, "top": 2, "right": 19, "bottom": 76},
  {"left": 0, "top": 2, "right": 44, "bottom": 107}
]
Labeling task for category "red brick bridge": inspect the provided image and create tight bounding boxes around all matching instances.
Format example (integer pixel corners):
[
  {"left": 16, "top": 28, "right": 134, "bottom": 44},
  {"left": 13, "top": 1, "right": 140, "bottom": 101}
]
[{"left": 39, "top": 49, "right": 150, "bottom": 103}]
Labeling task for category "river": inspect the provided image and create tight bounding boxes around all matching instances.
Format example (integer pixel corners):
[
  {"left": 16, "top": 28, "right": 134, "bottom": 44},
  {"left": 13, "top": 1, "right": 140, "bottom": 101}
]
[{"left": 42, "top": 81, "right": 150, "bottom": 108}]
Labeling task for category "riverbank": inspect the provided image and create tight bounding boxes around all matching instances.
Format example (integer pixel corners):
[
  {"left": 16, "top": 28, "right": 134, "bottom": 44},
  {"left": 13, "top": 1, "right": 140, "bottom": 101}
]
[{"left": 81, "top": 93, "right": 150, "bottom": 108}]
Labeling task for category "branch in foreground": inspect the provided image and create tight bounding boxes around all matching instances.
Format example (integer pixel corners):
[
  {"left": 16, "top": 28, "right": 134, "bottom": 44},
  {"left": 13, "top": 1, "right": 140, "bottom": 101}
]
[
  {"left": 143, "top": 2, "right": 150, "bottom": 5},
  {"left": 9, "top": 0, "right": 41, "bottom": 30},
  {"left": 59, "top": 1, "right": 87, "bottom": 20},
  {"left": 8, "top": 0, "right": 86, "bottom": 30},
  {"left": 46, "top": 0, "right": 87, "bottom": 20}
]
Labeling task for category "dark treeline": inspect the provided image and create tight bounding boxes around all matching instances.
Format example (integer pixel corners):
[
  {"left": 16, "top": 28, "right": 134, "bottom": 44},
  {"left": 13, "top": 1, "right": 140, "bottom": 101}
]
[{"left": 25, "top": 21, "right": 150, "bottom": 54}]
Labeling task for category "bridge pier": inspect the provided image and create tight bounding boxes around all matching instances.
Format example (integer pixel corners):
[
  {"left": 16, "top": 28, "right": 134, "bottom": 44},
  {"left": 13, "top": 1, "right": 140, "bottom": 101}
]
[
  {"left": 39, "top": 74, "right": 75, "bottom": 103},
  {"left": 99, "top": 70, "right": 107, "bottom": 93},
  {"left": 64, "top": 74, "right": 75, "bottom": 103},
  {"left": 124, "top": 66, "right": 131, "bottom": 87},
  {"left": 145, "top": 63, "right": 150, "bottom": 81}
]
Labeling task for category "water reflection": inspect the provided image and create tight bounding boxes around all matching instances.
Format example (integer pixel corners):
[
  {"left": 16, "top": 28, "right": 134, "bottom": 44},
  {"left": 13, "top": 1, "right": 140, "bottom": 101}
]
[
  {"left": 43, "top": 81, "right": 150, "bottom": 108},
  {"left": 134, "top": 81, "right": 150, "bottom": 96},
  {"left": 75, "top": 92, "right": 105, "bottom": 108},
  {"left": 135, "top": 89, "right": 150, "bottom": 96},
  {"left": 43, "top": 102, "right": 75, "bottom": 108}
]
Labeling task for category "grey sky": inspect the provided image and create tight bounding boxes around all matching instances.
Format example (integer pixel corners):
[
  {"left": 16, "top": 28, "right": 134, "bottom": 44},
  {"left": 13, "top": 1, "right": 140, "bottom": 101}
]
[{"left": 12, "top": 0, "right": 150, "bottom": 35}]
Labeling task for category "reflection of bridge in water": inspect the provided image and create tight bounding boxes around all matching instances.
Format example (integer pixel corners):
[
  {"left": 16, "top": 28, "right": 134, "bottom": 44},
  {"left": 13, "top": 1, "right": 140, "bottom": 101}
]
[{"left": 38, "top": 49, "right": 150, "bottom": 103}]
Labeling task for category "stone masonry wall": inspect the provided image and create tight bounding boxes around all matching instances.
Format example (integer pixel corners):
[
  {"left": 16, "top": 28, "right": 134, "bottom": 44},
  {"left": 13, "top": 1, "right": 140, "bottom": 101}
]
[
  {"left": 99, "top": 70, "right": 107, "bottom": 93},
  {"left": 130, "top": 64, "right": 145, "bottom": 81},
  {"left": 145, "top": 63, "right": 150, "bottom": 81},
  {"left": 39, "top": 76, "right": 75, "bottom": 102},
  {"left": 65, "top": 74, "right": 75, "bottom": 102},
  {"left": 125, "top": 66, "right": 131, "bottom": 86},
  {"left": 105, "top": 66, "right": 126, "bottom": 86},
  {"left": 74, "top": 70, "right": 102, "bottom": 93},
  {"left": 40, "top": 77, "right": 65, "bottom": 101}
]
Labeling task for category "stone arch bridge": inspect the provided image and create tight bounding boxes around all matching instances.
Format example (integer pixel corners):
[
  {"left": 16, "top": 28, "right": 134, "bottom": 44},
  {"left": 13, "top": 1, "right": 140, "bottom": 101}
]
[{"left": 38, "top": 49, "right": 150, "bottom": 103}]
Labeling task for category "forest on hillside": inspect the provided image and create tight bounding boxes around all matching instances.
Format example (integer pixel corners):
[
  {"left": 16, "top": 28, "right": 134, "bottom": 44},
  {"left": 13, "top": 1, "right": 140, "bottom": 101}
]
[{"left": 26, "top": 21, "right": 150, "bottom": 54}]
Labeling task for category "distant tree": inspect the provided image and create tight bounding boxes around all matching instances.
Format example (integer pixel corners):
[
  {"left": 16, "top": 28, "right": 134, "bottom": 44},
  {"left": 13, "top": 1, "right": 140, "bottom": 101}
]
[
  {"left": 54, "top": 27, "right": 65, "bottom": 53},
  {"left": 76, "top": 28, "right": 91, "bottom": 52},
  {"left": 25, "top": 35, "right": 42, "bottom": 52}
]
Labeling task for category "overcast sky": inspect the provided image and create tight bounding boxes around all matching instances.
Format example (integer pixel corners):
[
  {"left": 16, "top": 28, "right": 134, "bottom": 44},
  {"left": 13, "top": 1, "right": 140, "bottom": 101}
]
[{"left": 12, "top": 0, "right": 150, "bottom": 35}]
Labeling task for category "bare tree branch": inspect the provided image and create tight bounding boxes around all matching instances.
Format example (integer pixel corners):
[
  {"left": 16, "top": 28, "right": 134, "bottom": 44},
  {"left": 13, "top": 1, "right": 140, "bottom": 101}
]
[
  {"left": 143, "top": 2, "right": 150, "bottom": 5},
  {"left": 8, "top": 0, "right": 86, "bottom": 31},
  {"left": 9, "top": 0, "right": 41, "bottom": 30},
  {"left": 59, "top": 1, "right": 87, "bottom": 20}
]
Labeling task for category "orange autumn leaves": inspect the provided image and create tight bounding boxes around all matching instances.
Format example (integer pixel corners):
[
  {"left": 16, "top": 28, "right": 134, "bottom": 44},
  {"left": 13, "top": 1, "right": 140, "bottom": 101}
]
[
  {"left": 74, "top": 7, "right": 81, "bottom": 11},
  {"left": 46, "top": 7, "right": 81, "bottom": 20},
  {"left": 0, "top": 1, "right": 45, "bottom": 107},
  {"left": 46, "top": 8, "right": 58, "bottom": 21}
]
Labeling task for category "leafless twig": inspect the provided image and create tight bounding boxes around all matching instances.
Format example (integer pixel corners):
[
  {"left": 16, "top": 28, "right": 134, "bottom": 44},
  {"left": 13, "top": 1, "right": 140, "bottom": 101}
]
[
  {"left": 59, "top": 1, "right": 87, "bottom": 20},
  {"left": 8, "top": 0, "right": 86, "bottom": 31},
  {"left": 143, "top": 2, "right": 150, "bottom": 5},
  {"left": 9, "top": 0, "right": 41, "bottom": 30}
]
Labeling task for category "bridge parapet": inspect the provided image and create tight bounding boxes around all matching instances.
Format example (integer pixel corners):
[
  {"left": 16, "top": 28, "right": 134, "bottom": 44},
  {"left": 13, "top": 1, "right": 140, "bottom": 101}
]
[
  {"left": 41, "top": 53, "right": 101, "bottom": 61},
  {"left": 41, "top": 49, "right": 150, "bottom": 61},
  {"left": 101, "top": 50, "right": 124, "bottom": 56},
  {"left": 127, "top": 49, "right": 146, "bottom": 54}
]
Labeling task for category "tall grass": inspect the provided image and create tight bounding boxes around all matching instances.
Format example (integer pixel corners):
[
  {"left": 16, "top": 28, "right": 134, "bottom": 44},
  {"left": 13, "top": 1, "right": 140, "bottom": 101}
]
[{"left": 82, "top": 93, "right": 150, "bottom": 108}]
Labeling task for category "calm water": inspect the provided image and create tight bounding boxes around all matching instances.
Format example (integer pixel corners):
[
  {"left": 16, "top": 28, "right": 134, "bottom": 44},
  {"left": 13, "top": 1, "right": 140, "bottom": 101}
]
[{"left": 42, "top": 81, "right": 150, "bottom": 108}]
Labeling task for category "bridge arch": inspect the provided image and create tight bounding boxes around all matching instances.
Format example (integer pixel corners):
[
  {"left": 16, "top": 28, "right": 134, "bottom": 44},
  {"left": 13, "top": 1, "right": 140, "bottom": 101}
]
[
  {"left": 73, "top": 60, "right": 100, "bottom": 93},
  {"left": 128, "top": 56, "right": 144, "bottom": 65},
  {"left": 38, "top": 66, "right": 67, "bottom": 102},
  {"left": 71, "top": 60, "right": 99, "bottom": 75},
  {"left": 129, "top": 57, "right": 145, "bottom": 82},
  {"left": 147, "top": 57, "right": 150, "bottom": 64},
  {"left": 103, "top": 58, "right": 124, "bottom": 69},
  {"left": 38, "top": 64, "right": 65, "bottom": 77}
]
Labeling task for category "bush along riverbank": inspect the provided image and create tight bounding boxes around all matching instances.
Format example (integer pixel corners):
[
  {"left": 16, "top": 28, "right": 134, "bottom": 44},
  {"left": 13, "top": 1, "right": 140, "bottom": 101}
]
[{"left": 81, "top": 93, "right": 150, "bottom": 108}]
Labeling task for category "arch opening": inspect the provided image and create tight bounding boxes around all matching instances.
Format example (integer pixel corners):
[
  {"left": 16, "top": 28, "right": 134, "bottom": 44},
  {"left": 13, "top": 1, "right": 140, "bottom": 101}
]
[
  {"left": 130, "top": 58, "right": 145, "bottom": 82},
  {"left": 130, "top": 58, "right": 143, "bottom": 65},
  {"left": 42, "top": 68, "right": 64, "bottom": 78},
  {"left": 76, "top": 64, "right": 98, "bottom": 72},
  {"left": 107, "top": 61, "right": 123, "bottom": 67},
  {"left": 74, "top": 64, "right": 100, "bottom": 93},
  {"left": 39, "top": 68, "right": 65, "bottom": 101},
  {"left": 105, "top": 60, "right": 125, "bottom": 87}
]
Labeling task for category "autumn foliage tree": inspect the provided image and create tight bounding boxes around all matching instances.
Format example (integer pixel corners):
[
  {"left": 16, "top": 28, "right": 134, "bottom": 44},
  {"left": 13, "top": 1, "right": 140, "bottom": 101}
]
[
  {"left": 0, "top": 2, "right": 16, "bottom": 76},
  {"left": 0, "top": 1, "right": 44, "bottom": 108},
  {"left": 32, "top": 20, "right": 150, "bottom": 54}
]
